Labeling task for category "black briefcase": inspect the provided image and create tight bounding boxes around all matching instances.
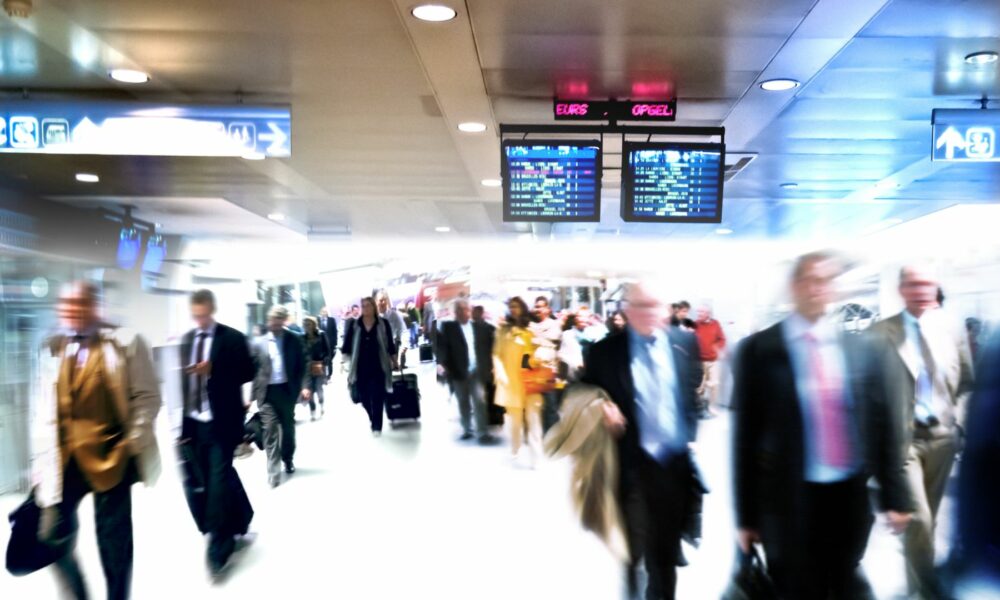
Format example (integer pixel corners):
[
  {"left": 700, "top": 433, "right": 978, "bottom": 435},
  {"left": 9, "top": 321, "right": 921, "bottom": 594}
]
[
  {"left": 244, "top": 412, "right": 264, "bottom": 450},
  {"left": 6, "top": 493, "right": 69, "bottom": 576},
  {"left": 722, "top": 545, "right": 779, "bottom": 600}
]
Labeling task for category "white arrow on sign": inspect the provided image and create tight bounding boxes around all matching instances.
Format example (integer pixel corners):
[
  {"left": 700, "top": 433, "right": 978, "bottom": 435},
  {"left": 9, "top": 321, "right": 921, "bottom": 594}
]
[
  {"left": 258, "top": 122, "right": 289, "bottom": 155},
  {"left": 935, "top": 126, "right": 966, "bottom": 160}
]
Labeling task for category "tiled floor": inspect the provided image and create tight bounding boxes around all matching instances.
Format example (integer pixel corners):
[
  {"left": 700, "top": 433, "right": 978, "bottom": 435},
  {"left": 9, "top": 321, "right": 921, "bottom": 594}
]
[{"left": 1, "top": 363, "right": 943, "bottom": 599}]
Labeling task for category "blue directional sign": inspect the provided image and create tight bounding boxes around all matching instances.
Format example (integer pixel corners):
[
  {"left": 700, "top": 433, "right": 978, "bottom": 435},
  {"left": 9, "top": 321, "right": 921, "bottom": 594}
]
[
  {"left": 931, "top": 109, "right": 1000, "bottom": 162},
  {"left": 0, "top": 101, "right": 291, "bottom": 157}
]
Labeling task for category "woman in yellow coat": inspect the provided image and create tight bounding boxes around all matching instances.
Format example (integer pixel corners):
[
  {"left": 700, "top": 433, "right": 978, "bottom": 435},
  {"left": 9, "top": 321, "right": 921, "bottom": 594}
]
[{"left": 493, "top": 296, "right": 544, "bottom": 467}]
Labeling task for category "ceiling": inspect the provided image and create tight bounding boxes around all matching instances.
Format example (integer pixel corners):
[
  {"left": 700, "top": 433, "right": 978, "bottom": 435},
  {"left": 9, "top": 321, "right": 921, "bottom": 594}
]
[{"left": 0, "top": 0, "right": 996, "bottom": 242}]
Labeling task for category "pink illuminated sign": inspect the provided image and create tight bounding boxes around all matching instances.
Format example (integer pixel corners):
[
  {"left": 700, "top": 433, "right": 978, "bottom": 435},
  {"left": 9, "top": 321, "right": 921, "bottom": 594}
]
[{"left": 553, "top": 98, "right": 676, "bottom": 122}]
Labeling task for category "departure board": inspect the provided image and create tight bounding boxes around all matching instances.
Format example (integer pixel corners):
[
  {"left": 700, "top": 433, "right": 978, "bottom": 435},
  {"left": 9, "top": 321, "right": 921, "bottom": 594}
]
[
  {"left": 502, "top": 141, "right": 602, "bottom": 222},
  {"left": 621, "top": 142, "right": 725, "bottom": 223}
]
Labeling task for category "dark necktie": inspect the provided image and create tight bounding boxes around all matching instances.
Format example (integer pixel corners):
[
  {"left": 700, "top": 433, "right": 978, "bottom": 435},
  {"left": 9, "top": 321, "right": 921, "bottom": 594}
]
[{"left": 195, "top": 332, "right": 208, "bottom": 413}]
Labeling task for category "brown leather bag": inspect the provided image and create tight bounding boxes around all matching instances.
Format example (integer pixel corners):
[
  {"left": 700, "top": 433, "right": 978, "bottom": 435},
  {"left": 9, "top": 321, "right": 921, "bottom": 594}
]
[
  {"left": 523, "top": 366, "right": 557, "bottom": 395},
  {"left": 310, "top": 361, "right": 325, "bottom": 377}
]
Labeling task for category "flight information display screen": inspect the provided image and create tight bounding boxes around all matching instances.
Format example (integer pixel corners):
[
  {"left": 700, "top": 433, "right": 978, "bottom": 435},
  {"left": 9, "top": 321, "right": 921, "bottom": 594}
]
[
  {"left": 502, "top": 141, "right": 602, "bottom": 222},
  {"left": 621, "top": 142, "right": 725, "bottom": 223}
]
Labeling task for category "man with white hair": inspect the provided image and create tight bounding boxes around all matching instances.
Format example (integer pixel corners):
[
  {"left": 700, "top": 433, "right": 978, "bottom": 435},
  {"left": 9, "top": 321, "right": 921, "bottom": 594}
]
[
  {"left": 376, "top": 290, "right": 406, "bottom": 362},
  {"left": 582, "top": 280, "right": 703, "bottom": 600},
  {"left": 694, "top": 302, "right": 726, "bottom": 417},
  {"left": 869, "top": 263, "right": 974, "bottom": 599},
  {"left": 436, "top": 298, "right": 498, "bottom": 444},
  {"left": 251, "top": 305, "right": 309, "bottom": 488}
]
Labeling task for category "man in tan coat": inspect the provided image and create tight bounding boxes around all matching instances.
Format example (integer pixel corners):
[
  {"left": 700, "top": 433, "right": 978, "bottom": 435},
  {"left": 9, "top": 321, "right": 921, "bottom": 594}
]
[
  {"left": 32, "top": 281, "right": 161, "bottom": 600},
  {"left": 869, "top": 265, "right": 974, "bottom": 599}
]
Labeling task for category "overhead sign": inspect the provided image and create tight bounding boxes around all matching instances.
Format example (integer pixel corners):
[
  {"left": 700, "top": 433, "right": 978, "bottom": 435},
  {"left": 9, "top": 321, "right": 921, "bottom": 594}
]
[
  {"left": 553, "top": 99, "right": 677, "bottom": 122},
  {"left": 502, "top": 140, "right": 602, "bottom": 222},
  {"left": 0, "top": 101, "right": 291, "bottom": 157},
  {"left": 931, "top": 109, "right": 999, "bottom": 162},
  {"left": 621, "top": 142, "right": 725, "bottom": 223}
]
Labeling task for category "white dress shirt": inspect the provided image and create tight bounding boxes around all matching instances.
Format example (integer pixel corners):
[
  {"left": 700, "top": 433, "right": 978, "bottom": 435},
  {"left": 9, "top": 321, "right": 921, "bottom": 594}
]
[
  {"left": 267, "top": 331, "right": 288, "bottom": 385},
  {"left": 188, "top": 324, "right": 216, "bottom": 422},
  {"left": 460, "top": 320, "right": 477, "bottom": 374}
]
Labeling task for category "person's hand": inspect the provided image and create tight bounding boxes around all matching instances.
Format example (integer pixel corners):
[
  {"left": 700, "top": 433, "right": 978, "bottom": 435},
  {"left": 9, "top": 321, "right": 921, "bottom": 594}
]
[
  {"left": 601, "top": 401, "right": 627, "bottom": 438},
  {"left": 737, "top": 528, "right": 760, "bottom": 554},
  {"left": 37, "top": 505, "right": 59, "bottom": 543},
  {"left": 185, "top": 361, "right": 212, "bottom": 378},
  {"left": 885, "top": 511, "right": 912, "bottom": 535},
  {"left": 436, "top": 365, "right": 446, "bottom": 377},
  {"left": 391, "top": 358, "right": 400, "bottom": 371},
  {"left": 301, "top": 389, "right": 312, "bottom": 401}
]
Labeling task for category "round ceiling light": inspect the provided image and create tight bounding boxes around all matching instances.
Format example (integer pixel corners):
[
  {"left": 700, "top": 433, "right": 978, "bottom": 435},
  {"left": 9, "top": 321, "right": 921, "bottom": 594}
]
[
  {"left": 457, "top": 122, "right": 487, "bottom": 133},
  {"left": 109, "top": 68, "right": 150, "bottom": 84},
  {"left": 759, "top": 78, "right": 800, "bottom": 92},
  {"left": 965, "top": 51, "right": 999, "bottom": 65},
  {"left": 435, "top": 226, "right": 451, "bottom": 233},
  {"left": 715, "top": 228, "right": 734, "bottom": 235},
  {"left": 267, "top": 213, "right": 285, "bottom": 222},
  {"left": 75, "top": 173, "right": 99, "bottom": 183},
  {"left": 411, "top": 4, "right": 456, "bottom": 22},
  {"left": 481, "top": 178, "right": 502, "bottom": 187}
]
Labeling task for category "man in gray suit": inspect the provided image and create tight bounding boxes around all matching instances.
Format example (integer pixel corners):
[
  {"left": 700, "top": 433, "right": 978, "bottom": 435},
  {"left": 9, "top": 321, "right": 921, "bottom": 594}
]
[
  {"left": 251, "top": 306, "right": 310, "bottom": 488},
  {"left": 869, "top": 264, "right": 975, "bottom": 599}
]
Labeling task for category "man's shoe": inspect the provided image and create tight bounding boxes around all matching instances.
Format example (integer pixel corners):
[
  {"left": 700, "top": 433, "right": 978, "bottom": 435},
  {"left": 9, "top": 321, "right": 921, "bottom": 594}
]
[
  {"left": 269, "top": 477, "right": 280, "bottom": 488},
  {"left": 284, "top": 462, "right": 295, "bottom": 474},
  {"left": 372, "top": 430, "right": 382, "bottom": 438},
  {"left": 478, "top": 434, "right": 500, "bottom": 446},
  {"left": 459, "top": 432, "right": 475, "bottom": 441},
  {"left": 234, "top": 532, "right": 258, "bottom": 553}
]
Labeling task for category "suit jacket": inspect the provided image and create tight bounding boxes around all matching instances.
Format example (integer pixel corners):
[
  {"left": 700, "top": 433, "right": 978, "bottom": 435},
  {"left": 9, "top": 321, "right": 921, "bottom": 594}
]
[
  {"left": 250, "top": 329, "right": 308, "bottom": 404},
  {"left": 732, "top": 321, "right": 913, "bottom": 537},
  {"left": 341, "top": 317, "right": 356, "bottom": 354},
  {"left": 179, "top": 323, "right": 256, "bottom": 449},
  {"left": 437, "top": 319, "right": 495, "bottom": 387},
  {"left": 318, "top": 316, "right": 338, "bottom": 358},
  {"left": 581, "top": 327, "right": 703, "bottom": 496},
  {"left": 868, "top": 312, "right": 974, "bottom": 450},
  {"left": 32, "top": 328, "right": 162, "bottom": 508}
]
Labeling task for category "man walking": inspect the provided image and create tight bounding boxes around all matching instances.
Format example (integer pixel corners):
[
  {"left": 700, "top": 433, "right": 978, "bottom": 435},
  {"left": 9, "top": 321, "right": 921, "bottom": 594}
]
[
  {"left": 179, "top": 289, "right": 257, "bottom": 575},
  {"left": 869, "top": 264, "right": 974, "bottom": 598},
  {"left": 318, "top": 307, "right": 338, "bottom": 382},
  {"left": 436, "top": 298, "right": 498, "bottom": 444},
  {"left": 32, "top": 281, "right": 161, "bottom": 600},
  {"left": 251, "top": 306, "right": 309, "bottom": 487}
]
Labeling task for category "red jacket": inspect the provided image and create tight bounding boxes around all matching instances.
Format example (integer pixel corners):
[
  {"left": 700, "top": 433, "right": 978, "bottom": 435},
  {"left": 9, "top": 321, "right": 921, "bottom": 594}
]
[{"left": 694, "top": 318, "right": 726, "bottom": 361}]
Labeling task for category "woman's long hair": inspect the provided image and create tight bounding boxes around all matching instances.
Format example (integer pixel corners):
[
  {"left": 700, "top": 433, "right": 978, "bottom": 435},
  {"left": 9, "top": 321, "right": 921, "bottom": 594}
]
[
  {"left": 505, "top": 296, "right": 531, "bottom": 329},
  {"left": 303, "top": 316, "right": 320, "bottom": 340},
  {"left": 360, "top": 296, "right": 378, "bottom": 321}
]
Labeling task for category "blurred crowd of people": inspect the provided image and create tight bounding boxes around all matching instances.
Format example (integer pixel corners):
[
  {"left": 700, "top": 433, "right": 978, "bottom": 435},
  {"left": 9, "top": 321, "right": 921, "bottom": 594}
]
[{"left": 11, "top": 252, "right": 1000, "bottom": 600}]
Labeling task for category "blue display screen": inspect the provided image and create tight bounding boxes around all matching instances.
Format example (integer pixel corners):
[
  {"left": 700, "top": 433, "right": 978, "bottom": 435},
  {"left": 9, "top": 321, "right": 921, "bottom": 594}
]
[
  {"left": 621, "top": 142, "right": 725, "bottom": 223},
  {"left": 141, "top": 237, "right": 166, "bottom": 274},
  {"left": 503, "top": 141, "right": 601, "bottom": 222},
  {"left": 116, "top": 228, "right": 141, "bottom": 270}
]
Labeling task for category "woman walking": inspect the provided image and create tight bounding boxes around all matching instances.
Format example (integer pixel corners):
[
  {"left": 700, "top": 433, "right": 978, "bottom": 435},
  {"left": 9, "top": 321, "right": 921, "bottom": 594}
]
[
  {"left": 342, "top": 296, "right": 398, "bottom": 436},
  {"left": 492, "top": 296, "right": 544, "bottom": 467},
  {"left": 302, "top": 316, "right": 330, "bottom": 420}
]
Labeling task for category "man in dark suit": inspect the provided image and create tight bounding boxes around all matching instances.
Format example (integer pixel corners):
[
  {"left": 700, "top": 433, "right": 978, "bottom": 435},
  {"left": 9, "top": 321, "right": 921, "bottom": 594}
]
[
  {"left": 318, "top": 306, "right": 338, "bottom": 382},
  {"left": 582, "top": 281, "right": 703, "bottom": 600},
  {"left": 340, "top": 305, "right": 360, "bottom": 355},
  {"left": 179, "top": 289, "right": 257, "bottom": 575},
  {"left": 251, "top": 305, "right": 309, "bottom": 487},
  {"left": 733, "top": 252, "right": 913, "bottom": 599},
  {"left": 436, "top": 298, "right": 497, "bottom": 444}
]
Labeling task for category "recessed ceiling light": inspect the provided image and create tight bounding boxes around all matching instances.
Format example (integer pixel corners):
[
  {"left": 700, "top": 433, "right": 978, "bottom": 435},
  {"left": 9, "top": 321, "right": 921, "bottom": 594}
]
[
  {"left": 109, "top": 68, "right": 150, "bottom": 84},
  {"left": 411, "top": 4, "right": 457, "bottom": 22},
  {"left": 780, "top": 182, "right": 799, "bottom": 189},
  {"left": 481, "top": 178, "right": 502, "bottom": 187},
  {"left": 435, "top": 226, "right": 451, "bottom": 233},
  {"left": 715, "top": 228, "right": 734, "bottom": 235},
  {"left": 759, "top": 78, "right": 800, "bottom": 92},
  {"left": 457, "top": 122, "right": 487, "bottom": 133},
  {"left": 242, "top": 151, "right": 265, "bottom": 161},
  {"left": 267, "top": 213, "right": 285, "bottom": 222},
  {"left": 75, "top": 173, "right": 99, "bottom": 183},
  {"left": 965, "top": 51, "right": 999, "bottom": 65}
]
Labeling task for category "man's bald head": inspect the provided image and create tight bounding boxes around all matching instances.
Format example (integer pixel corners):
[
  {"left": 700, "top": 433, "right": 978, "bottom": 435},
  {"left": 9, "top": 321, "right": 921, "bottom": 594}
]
[
  {"left": 623, "top": 280, "right": 669, "bottom": 336},
  {"left": 58, "top": 281, "right": 100, "bottom": 333},
  {"left": 899, "top": 263, "right": 940, "bottom": 318}
]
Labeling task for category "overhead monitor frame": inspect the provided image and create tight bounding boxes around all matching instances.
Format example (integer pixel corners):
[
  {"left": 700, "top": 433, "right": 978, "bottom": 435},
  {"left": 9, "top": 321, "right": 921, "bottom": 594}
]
[
  {"left": 501, "top": 138, "right": 603, "bottom": 223},
  {"left": 620, "top": 140, "right": 726, "bottom": 224}
]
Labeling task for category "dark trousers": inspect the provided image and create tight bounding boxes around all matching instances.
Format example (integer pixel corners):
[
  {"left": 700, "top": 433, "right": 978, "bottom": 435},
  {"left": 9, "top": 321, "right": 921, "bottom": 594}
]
[
  {"left": 541, "top": 390, "right": 562, "bottom": 433},
  {"left": 624, "top": 452, "right": 690, "bottom": 600},
  {"left": 358, "top": 378, "right": 385, "bottom": 432},
  {"left": 261, "top": 384, "right": 296, "bottom": 481},
  {"left": 187, "top": 419, "right": 251, "bottom": 566},
  {"left": 307, "top": 375, "right": 325, "bottom": 413},
  {"left": 53, "top": 458, "right": 134, "bottom": 600},
  {"left": 765, "top": 475, "right": 875, "bottom": 600}
]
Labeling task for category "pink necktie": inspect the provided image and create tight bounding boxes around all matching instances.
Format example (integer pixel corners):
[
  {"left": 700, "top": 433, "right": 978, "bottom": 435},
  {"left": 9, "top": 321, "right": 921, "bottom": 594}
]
[{"left": 803, "top": 332, "right": 850, "bottom": 468}]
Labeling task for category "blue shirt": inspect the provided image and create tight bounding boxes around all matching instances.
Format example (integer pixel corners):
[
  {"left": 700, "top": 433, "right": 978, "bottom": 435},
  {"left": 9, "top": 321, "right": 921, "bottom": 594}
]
[
  {"left": 628, "top": 326, "right": 685, "bottom": 462},
  {"left": 782, "top": 313, "right": 860, "bottom": 483},
  {"left": 902, "top": 311, "right": 937, "bottom": 424},
  {"left": 267, "top": 331, "right": 287, "bottom": 385}
]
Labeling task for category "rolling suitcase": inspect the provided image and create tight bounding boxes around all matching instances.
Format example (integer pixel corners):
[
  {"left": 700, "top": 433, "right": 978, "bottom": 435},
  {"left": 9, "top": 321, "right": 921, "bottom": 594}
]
[
  {"left": 419, "top": 343, "right": 434, "bottom": 363},
  {"left": 387, "top": 369, "right": 421, "bottom": 423}
]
